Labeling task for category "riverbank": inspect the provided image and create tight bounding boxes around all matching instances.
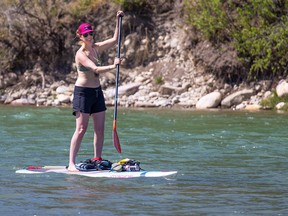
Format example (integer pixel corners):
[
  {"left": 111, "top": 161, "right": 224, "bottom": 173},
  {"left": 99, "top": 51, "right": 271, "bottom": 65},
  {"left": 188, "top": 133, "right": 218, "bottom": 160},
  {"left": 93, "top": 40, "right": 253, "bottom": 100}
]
[
  {"left": 1, "top": 63, "right": 288, "bottom": 112},
  {"left": 1, "top": 2, "right": 288, "bottom": 112}
]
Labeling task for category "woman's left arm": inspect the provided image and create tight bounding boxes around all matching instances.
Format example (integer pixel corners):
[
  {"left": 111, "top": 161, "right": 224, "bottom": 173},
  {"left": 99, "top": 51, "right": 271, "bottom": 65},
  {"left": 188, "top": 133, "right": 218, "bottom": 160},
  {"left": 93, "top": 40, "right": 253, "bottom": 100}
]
[{"left": 96, "top": 11, "right": 124, "bottom": 53}]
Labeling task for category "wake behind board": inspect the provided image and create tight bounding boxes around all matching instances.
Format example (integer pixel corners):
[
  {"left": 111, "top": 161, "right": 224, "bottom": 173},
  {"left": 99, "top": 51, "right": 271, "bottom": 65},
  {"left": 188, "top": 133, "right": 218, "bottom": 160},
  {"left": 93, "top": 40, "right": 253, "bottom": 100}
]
[{"left": 15, "top": 166, "right": 177, "bottom": 179}]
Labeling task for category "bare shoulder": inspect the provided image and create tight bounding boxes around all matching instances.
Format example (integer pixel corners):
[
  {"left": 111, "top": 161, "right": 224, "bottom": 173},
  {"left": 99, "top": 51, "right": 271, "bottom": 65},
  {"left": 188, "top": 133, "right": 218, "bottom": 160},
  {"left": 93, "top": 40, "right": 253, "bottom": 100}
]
[
  {"left": 76, "top": 46, "right": 84, "bottom": 55},
  {"left": 93, "top": 43, "right": 102, "bottom": 53},
  {"left": 75, "top": 48, "right": 86, "bottom": 63},
  {"left": 76, "top": 47, "right": 86, "bottom": 57}
]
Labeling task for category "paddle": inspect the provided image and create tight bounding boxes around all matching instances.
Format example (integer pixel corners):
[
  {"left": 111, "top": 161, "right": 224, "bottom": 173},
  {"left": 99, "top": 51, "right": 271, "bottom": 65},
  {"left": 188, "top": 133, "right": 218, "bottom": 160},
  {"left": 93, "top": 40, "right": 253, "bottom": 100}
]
[{"left": 113, "top": 15, "right": 123, "bottom": 153}]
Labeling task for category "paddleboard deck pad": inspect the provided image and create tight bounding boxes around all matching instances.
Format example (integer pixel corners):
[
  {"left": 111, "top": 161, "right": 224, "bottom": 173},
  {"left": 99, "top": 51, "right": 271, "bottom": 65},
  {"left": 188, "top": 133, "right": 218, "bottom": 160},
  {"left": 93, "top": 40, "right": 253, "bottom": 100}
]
[{"left": 15, "top": 166, "right": 177, "bottom": 178}]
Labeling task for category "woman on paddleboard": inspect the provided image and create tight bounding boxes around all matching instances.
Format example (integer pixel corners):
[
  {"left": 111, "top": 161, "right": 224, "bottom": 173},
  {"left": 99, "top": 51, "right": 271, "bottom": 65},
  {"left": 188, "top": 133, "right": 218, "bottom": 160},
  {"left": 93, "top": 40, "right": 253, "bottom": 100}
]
[{"left": 68, "top": 11, "right": 124, "bottom": 172}]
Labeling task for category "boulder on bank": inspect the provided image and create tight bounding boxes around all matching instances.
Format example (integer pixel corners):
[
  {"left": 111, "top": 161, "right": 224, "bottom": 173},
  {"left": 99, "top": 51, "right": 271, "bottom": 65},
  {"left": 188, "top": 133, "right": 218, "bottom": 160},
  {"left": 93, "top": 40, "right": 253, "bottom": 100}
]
[
  {"left": 10, "top": 98, "right": 35, "bottom": 105},
  {"left": 104, "top": 83, "right": 141, "bottom": 99},
  {"left": 276, "top": 80, "right": 288, "bottom": 97},
  {"left": 275, "top": 102, "right": 285, "bottom": 110},
  {"left": 196, "top": 91, "right": 222, "bottom": 109},
  {"left": 57, "top": 94, "right": 71, "bottom": 103},
  {"left": 221, "top": 89, "right": 254, "bottom": 108},
  {"left": 159, "top": 84, "right": 187, "bottom": 95},
  {"left": 56, "top": 85, "right": 70, "bottom": 94}
]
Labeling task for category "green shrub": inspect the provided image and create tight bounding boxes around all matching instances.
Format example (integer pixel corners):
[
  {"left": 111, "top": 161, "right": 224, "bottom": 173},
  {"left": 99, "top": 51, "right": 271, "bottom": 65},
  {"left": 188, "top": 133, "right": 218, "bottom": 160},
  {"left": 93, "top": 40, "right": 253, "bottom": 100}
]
[
  {"left": 232, "top": 0, "right": 288, "bottom": 80},
  {"left": 69, "top": 0, "right": 103, "bottom": 17},
  {"left": 113, "top": 0, "right": 152, "bottom": 13},
  {"left": 154, "top": 76, "right": 164, "bottom": 85},
  {"left": 260, "top": 90, "right": 288, "bottom": 111},
  {"left": 113, "top": 0, "right": 173, "bottom": 13},
  {"left": 184, "top": 0, "right": 288, "bottom": 82},
  {"left": 185, "top": 0, "right": 230, "bottom": 43}
]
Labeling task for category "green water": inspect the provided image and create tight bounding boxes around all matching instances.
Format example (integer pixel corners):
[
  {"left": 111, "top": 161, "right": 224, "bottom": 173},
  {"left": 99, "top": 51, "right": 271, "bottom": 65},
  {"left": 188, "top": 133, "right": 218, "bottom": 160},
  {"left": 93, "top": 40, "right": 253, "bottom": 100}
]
[{"left": 0, "top": 105, "right": 287, "bottom": 215}]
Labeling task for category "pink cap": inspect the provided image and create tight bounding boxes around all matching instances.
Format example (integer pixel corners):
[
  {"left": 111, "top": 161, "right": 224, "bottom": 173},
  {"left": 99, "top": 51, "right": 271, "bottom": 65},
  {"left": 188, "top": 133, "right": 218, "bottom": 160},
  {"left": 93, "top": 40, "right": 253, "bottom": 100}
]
[{"left": 78, "top": 23, "right": 94, "bottom": 35}]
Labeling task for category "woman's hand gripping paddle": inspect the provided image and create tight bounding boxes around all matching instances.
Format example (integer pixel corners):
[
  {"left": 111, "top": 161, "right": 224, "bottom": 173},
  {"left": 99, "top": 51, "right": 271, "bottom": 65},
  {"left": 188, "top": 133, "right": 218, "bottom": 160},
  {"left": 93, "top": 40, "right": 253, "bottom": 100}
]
[{"left": 113, "top": 15, "right": 123, "bottom": 153}]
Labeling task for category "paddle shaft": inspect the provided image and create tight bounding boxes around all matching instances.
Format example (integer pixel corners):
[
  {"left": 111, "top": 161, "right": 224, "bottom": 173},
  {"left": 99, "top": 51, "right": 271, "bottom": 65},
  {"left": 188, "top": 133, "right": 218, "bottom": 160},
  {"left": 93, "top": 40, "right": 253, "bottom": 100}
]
[{"left": 113, "top": 15, "right": 122, "bottom": 124}]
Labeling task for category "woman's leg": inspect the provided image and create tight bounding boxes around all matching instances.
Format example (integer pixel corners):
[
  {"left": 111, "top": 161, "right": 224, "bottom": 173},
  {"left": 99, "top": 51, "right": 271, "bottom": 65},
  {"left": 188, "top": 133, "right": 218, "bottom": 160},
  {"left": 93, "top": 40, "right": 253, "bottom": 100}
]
[
  {"left": 91, "top": 111, "right": 105, "bottom": 159},
  {"left": 68, "top": 112, "right": 90, "bottom": 171}
]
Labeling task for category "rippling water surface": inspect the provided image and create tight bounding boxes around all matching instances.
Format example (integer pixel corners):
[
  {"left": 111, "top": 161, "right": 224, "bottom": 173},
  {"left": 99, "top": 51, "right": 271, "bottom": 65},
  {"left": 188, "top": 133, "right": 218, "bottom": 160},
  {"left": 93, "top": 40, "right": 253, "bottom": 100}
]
[{"left": 0, "top": 105, "right": 287, "bottom": 215}]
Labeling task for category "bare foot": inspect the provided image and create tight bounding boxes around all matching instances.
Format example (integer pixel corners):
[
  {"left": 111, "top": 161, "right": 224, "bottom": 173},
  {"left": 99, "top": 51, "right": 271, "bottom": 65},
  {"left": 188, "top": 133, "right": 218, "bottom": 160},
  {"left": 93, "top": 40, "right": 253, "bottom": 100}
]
[{"left": 67, "top": 165, "right": 79, "bottom": 172}]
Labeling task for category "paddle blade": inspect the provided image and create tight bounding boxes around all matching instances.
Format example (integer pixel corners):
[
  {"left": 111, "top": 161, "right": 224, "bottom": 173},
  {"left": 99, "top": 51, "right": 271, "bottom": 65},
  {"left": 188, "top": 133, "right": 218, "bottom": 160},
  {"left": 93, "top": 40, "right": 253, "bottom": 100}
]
[
  {"left": 113, "top": 121, "right": 121, "bottom": 153},
  {"left": 113, "top": 129, "right": 121, "bottom": 153}
]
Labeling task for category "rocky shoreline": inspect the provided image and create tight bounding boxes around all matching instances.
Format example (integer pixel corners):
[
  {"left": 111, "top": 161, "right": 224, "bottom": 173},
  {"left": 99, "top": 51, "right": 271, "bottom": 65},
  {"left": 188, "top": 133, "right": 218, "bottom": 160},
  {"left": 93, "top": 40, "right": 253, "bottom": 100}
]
[{"left": 1, "top": 61, "right": 288, "bottom": 112}]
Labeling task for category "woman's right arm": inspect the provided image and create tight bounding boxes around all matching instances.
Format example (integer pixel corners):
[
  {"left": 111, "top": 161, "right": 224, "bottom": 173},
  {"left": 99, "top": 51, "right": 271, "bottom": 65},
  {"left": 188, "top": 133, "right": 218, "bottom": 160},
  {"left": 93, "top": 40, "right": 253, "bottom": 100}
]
[{"left": 77, "top": 51, "right": 120, "bottom": 73}]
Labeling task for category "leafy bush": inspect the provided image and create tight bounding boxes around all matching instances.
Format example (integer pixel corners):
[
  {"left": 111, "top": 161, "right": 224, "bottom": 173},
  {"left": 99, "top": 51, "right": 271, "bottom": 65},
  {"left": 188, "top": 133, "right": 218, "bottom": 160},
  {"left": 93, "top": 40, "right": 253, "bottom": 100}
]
[
  {"left": 260, "top": 90, "right": 288, "bottom": 111},
  {"left": 233, "top": 0, "right": 288, "bottom": 80},
  {"left": 185, "top": 0, "right": 288, "bottom": 82},
  {"left": 69, "top": 0, "right": 103, "bottom": 18},
  {"left": 185, "top": 0, "right": 230, "bottom": 43},
  {"left": 113, "top": 0, "right": 173, "bottom": 13}
]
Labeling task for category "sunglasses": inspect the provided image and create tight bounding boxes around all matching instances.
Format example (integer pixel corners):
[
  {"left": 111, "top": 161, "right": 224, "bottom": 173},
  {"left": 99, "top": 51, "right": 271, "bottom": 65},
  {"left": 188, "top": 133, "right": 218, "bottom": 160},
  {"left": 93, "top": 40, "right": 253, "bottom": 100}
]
[{"left": 83, "top": 32, "right": 93, "bottom": 38}]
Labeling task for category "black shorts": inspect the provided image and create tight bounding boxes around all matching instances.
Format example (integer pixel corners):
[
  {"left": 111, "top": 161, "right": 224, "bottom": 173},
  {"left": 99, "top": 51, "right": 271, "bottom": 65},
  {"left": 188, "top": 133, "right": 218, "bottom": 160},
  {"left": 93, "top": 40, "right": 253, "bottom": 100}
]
[{"left": 72, "top": 86, "right": 107, "bottom": 116}]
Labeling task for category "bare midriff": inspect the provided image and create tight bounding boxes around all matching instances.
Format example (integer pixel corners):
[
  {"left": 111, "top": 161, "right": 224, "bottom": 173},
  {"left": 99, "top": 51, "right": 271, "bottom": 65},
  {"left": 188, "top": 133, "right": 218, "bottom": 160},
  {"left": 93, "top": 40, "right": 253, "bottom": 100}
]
[{"left": 75, "top": 70, "right": 100, "bottom": 88}]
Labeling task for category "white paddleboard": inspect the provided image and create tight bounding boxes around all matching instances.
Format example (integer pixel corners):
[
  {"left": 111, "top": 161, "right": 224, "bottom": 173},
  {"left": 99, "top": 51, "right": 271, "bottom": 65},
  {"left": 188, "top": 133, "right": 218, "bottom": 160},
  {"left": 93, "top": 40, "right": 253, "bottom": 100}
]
[{"left": 15, "top": 166, "right": 177, "bottom": 179}]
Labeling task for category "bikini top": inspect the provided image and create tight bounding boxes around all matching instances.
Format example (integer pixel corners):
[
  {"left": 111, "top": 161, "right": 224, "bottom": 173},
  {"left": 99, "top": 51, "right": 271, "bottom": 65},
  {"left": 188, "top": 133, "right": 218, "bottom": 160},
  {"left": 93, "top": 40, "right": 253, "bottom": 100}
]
[{"left": 77, "top": 47, "right": 101, "bottom": 76}]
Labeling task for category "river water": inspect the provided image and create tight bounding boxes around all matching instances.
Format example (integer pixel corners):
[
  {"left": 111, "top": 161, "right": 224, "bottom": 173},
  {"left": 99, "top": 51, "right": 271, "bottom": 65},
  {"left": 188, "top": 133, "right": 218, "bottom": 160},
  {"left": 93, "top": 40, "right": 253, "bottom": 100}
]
[{"left": 0, "top": 105, "right": 287, "bottom": 215}]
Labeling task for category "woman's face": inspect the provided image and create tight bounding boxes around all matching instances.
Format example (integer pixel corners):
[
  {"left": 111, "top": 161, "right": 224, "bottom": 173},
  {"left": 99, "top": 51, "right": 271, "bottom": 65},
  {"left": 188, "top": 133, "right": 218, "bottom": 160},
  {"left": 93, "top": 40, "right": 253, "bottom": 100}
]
[{"left": 81, "top": 32, "right": 94, "bottom": 42}]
